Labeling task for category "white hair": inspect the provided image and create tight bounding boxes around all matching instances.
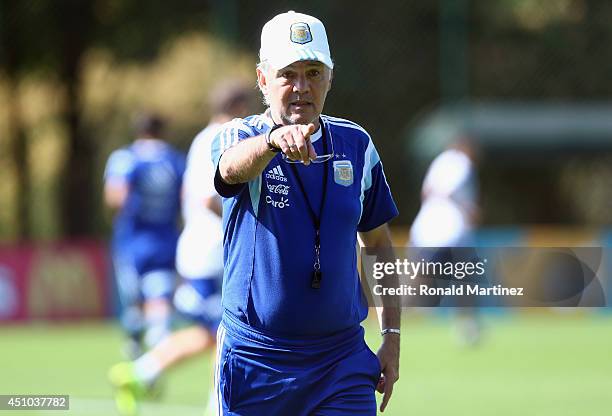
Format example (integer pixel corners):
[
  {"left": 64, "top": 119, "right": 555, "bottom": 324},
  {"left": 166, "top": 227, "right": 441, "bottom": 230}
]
[{"left": 256, "top": 61, "right": 272, "bottom": 106}]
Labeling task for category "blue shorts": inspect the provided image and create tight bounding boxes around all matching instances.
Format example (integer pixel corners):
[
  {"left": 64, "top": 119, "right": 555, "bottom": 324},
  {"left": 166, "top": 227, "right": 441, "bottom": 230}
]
[
  {"left": 214, "top": 312, "right": 380, "bottom": 416},
  {"left": 113, "top": 231, "right": 178, "bottom": 276},
  {"left": 112, "top": 254, "right": 176, "bottom": 307},
  {"left": 111, "top": 231, "right": 179, "bottom": 305},
  {"left": 173, "top": 278, "right": 222, "bottom": 333}
]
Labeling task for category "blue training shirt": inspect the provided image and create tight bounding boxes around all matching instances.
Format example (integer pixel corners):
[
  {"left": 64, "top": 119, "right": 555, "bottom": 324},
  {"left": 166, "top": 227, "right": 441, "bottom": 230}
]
[
  {"left": 212, "top": 114, "right": 398, "bottom": 337},
  {"left": 105, "top": 140, "right": 185, "bottom": 244}
]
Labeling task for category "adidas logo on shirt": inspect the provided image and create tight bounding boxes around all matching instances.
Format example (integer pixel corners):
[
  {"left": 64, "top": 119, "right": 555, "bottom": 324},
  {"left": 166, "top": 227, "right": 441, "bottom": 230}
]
[{"left": 265, "top": 166, "right": 288, "bottom": 182}]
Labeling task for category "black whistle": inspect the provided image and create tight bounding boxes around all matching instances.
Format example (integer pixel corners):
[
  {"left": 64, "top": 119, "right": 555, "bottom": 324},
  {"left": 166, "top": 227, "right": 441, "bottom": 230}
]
[{"left": 311, "top": 270, "right": 322, "bottom": 289}]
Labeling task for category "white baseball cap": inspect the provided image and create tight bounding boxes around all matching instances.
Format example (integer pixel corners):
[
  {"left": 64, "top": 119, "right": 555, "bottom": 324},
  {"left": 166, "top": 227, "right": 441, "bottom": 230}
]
[{"left": 259, "top": 11, "right": 334, "bottom": 70}]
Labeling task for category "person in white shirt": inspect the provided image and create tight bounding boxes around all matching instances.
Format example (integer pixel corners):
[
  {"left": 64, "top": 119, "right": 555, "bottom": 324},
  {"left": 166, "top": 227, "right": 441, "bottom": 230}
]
[
  {"left": 410, "top": 137, "right": 482, "bottom": 346},
  {"left": 411, "top": 138, "right": 479, "bottom": 247}
]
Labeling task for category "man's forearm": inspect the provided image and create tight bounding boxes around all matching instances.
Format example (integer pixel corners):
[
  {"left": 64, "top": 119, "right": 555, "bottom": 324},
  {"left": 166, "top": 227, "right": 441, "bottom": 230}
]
[
  {"left": 358, "top": 225, "right": 401, "bottom": 332},
  {"left": 219, "top": 135, "right": 276, "bottom": 185},
  {"left": 376, "top": 255, "right": 401, "bottom": 332},
  {"left": 378, "top": 305, "right": 401, "bottom": 331},
  {"left": 378, "top": 246, "right": 401, "bottom": 332}
]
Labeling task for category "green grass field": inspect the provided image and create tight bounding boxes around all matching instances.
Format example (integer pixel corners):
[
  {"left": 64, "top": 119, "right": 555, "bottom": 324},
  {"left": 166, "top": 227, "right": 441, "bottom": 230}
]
[{"left": 1, "top": 312, "right": 611, "bottom": 416}]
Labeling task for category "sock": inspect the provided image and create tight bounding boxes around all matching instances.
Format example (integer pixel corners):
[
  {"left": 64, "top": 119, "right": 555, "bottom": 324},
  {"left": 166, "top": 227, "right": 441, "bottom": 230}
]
[
  {"left": 121, "top": 306, "right": 144, "bottom": 340},
  {"left": 133, "top": 353, "right": 162, "bottom": 386},
  {"left": 143, "top": 309, "right": 172, "bottom": 349}
]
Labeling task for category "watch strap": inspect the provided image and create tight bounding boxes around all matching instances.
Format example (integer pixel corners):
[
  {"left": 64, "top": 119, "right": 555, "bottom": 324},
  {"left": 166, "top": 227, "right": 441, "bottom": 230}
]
[{"left": 265, "top": 124, "right": 283, "bottom": 153}]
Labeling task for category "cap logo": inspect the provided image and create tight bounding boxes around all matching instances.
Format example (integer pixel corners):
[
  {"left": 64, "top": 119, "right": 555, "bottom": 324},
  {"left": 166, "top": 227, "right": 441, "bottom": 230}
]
[{"left": 290, "top": 22, "right": 312, "bottom": 44}]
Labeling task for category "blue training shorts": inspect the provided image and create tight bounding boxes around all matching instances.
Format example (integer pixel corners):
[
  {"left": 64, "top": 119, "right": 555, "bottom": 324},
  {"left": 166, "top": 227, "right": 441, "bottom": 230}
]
[
  {"left": 112, "top": 233, "right": 177, "bottom": 304},
  {"left": 214, "top": 312, "right": 381, "bottom": 416}
]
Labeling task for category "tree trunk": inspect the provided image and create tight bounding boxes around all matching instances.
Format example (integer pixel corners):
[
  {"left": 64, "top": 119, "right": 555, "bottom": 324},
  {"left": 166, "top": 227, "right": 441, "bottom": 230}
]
[
  {"left": 59, "top": 75, "right": 95, "bottom": 237},
  {"left": 55, "top": 1, "right": 96, "bottom": 237},
  {"left": 0, "top": 1, "right": 30, "bottom": 240},
  {"left": 6, "top": 81, "right": 30, "bottom": 240}
]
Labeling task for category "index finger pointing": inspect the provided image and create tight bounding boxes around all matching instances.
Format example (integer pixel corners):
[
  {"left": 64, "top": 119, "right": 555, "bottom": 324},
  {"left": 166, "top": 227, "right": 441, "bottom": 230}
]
[{"left": 300, "top": 123, "right": 316, "bottom": 138}]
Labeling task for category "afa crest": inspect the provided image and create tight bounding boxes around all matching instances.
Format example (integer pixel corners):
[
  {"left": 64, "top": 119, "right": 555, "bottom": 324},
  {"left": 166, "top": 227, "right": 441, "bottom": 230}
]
[
  {"left": 333, "top": 160, "right": 353, "bottom": 187},
  {"left": 290, "top": 22, "right": 312, "bottom": 44}
]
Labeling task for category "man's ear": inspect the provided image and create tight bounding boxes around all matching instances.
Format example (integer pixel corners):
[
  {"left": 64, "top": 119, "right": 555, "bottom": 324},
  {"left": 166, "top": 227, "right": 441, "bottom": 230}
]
[
  {"left": 256, "top": 67, "right": 268, "bottom": 96},
  {"left": 327, "top": 69, "right": 333, "bottom": 92}
]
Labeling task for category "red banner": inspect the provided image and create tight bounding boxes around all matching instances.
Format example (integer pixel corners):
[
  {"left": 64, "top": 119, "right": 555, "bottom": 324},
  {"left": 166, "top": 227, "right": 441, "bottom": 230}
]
[{"left": 0, "top": 241, "right": 110, "bottom": 322}]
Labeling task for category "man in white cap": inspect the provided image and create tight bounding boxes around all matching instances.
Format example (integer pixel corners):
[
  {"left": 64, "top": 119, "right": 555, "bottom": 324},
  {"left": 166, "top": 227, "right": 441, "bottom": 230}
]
[{"left": 211, "top": 11, "right": 400, "bottom": 415}]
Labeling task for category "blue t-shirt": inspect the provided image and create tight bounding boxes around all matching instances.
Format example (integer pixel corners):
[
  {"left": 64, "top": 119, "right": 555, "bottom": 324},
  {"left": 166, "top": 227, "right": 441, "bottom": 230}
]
[
  {"left": 212, "top": 114, "right": 398, "bottom": 337},
  {"left": 105, "top": 140, "right": 185, "bottom": 245}
]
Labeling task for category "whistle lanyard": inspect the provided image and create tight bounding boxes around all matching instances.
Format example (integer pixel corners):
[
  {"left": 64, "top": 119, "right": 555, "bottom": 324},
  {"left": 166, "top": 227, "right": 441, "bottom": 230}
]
[{"left": 288, "top": 122, "right": 329, "bottom": 289}]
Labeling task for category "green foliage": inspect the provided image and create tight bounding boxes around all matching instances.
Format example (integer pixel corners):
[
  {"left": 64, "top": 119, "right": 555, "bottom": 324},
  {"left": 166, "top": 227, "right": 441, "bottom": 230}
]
[{"left": 2, "top": 0, "right": 612, "bottom": 238}]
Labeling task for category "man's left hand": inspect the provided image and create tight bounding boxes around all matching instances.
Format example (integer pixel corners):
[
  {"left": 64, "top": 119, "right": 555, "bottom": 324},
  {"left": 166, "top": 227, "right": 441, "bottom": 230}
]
[{"left": 376, "top": 334, "right": 400, "bottom": 412}]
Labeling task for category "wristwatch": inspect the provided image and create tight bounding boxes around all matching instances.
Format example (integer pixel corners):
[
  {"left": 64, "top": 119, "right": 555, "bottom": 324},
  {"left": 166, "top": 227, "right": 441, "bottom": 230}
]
[
  {"left": 381, "top": 328, "right": 401, "bottom": 336},
  {"left": 265, "top": 125, "right": 283, "bottom": 153}
]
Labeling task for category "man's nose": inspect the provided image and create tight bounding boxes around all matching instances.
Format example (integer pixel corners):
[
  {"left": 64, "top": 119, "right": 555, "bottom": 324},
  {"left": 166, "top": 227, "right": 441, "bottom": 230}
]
[{"left": 293, "top": 73, "right": 309, "bottom": 94}]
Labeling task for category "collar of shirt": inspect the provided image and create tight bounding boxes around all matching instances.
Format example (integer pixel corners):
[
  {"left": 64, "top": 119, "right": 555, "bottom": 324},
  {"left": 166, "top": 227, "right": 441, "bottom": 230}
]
[{"left": 309, "top": 126, "right": 322, "bottom": 143}]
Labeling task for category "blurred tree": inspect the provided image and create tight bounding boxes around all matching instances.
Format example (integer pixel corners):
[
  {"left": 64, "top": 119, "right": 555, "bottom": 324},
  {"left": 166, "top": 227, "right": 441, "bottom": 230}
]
[
  {"left": 0, "top": 1, "right": 31, "bottom": 239},
  {"left": 53, "top": 1, "right": 97, "bottom": 237},
  {"left": 0, "top": 0, "right": 210, "bottom": 237},
  {"left": 2, "top": 0, "right": 611, "bottom": 234}
]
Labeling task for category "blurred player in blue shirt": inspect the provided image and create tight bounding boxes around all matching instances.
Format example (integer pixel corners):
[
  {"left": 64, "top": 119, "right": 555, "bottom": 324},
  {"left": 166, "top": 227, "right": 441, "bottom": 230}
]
[
  {"left": 104, "top": 114, "right": 185, "bottom": 359},
  {"left": 212, "top": 11, "right": 400, "bottom": 415}
]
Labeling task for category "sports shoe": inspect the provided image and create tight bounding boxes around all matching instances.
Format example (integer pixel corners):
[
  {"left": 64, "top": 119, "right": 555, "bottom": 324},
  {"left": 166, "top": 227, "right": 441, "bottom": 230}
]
[{"left": 108, "top": 362, "right": 147, "bottom": 416}]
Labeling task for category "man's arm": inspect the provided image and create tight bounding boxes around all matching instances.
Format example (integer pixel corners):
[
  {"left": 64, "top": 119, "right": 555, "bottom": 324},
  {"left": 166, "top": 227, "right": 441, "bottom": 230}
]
[
  {"left": 104, "top": 180, "right": 128, "bottom": 211},
  {"left": 203, "top": 196, "right": 222, "bottom": 217},
  {"left": 218, "top": 123, "right": 317, "bottom": 185},
  {"left": 218, "top": 134, "right": 276, "bottom": 185},
  {"left": 358, "top": 224, "right": 400, "bottom": 413},
  {"left": 103, "top": 149, "right": 134, "bottom": 213}
]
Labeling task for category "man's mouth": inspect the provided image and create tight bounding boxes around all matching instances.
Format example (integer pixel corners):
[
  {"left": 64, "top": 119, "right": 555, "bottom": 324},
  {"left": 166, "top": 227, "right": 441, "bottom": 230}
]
[{"left": 290, "top": 101, "right": 312, "bottom": 109}]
